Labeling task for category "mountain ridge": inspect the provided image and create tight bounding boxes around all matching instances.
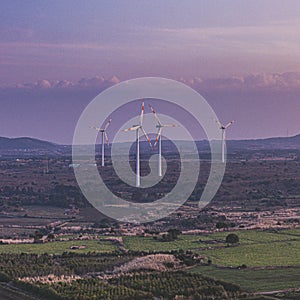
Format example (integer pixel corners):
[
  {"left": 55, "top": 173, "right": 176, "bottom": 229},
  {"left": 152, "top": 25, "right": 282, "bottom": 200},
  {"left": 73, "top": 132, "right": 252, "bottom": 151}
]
[
  {"left": 0, "top": 136, "right": 58, "bottom": 150},
  {"left": 0, "top": 133, "right": 299, "bottom": 156}
]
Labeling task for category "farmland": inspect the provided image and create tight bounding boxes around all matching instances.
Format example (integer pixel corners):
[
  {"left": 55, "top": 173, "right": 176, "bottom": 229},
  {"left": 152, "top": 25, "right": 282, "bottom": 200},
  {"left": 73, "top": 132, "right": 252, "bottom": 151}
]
[
  {"left": 201, "top": 239, "right": 300, "bottom": 267},
  {"left": 1, "top": 229, "right": 299, "bottom": 266},
  {"left": 123, "top": 229, "right": 300, "bottom": 267},
  {"left": 0, "top": 152, "right": 299, "bottom": 298},
  {"left": 0, "top": 251, "right": 251, "bottom": 300},
  {"left": 0, "top": 239, "right": 117, "bottom": 254},
  {"left": 189, "top": 266, "right": 300, "bottom": 293},
  {"left": 0, "top": 284, "right": 37, "bottom": 300},
  {"left": 123, "top": 229, "right": 300, "bottom": 297},
  {"left": 0, "top": 229, "right": 299, "bottom": 298}
]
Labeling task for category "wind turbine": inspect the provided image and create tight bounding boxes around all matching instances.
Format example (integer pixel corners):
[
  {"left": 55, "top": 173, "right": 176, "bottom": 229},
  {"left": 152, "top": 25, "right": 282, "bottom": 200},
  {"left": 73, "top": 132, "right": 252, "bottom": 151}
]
[
  {"left": 215, "top": 119, "right": 235, "bottom": 163},
  {"left": 123, "top": 100, "right": 152, "bottom": 187},
  {"left": 90, "top": 118, "right": 112, "bottom": 167},
  {"left": 149, "top": 104, "right": 177, "bottom": 177}
]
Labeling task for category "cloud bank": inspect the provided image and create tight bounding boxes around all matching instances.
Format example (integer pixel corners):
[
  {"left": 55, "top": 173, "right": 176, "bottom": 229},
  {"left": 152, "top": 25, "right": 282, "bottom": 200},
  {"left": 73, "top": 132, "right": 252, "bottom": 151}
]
[
  {"left": 4, "top": 72, "right": 300, "bottom": 93},
  {"left": 13, "top": 76, "right": 121, "bottom": 90}
]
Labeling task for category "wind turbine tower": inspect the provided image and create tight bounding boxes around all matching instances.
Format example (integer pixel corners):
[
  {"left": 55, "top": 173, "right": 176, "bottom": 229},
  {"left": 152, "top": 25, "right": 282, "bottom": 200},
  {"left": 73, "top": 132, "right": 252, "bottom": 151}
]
[
  {"left": 216, "top": 119, "right": 235, "bottom": 163},
  {"left": 90, "top": 118, "right": 112, "bottom": 166},
  {"left": 123, "top": 100, "right": 152, "bottom": 187},
  {"left": 149, "top": 104, "right": 177, "bottom": 176},
  {"left": 44, "top": 155, "right": 49, "bottom": 174}
]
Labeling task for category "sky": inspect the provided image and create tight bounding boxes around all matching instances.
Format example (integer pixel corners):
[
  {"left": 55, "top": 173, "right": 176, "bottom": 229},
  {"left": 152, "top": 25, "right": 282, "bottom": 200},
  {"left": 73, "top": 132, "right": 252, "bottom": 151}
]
[{"left": 0, "top": 0, "right": 300, "bottom": 143}]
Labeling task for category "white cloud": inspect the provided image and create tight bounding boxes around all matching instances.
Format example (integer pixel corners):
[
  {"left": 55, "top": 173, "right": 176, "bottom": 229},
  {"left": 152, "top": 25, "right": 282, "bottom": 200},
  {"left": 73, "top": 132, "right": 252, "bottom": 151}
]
[
  {"left": 173, "top": 72, "right": 300, "bottom": 92},
  {"left": 13, "top": 76, "right": 121, "bottom": 90},
  {"left": 8, "top": 72, "right": 300, "bottom": 92}
]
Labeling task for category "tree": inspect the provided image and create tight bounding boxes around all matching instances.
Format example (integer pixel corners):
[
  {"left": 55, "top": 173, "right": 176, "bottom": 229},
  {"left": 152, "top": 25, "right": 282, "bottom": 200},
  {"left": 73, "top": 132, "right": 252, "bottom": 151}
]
[
  {"left": 47, "top": 233, "right": 55, "bottom": 241},
  {"left": 162, "top": 229, "right": 182, "bottom": 241},
  {"left": 168, "top": 229, "right": 181, "bottom": 238},
  {"left": 216, "top": 222, "right": 228, "bottom": 229},
  {"left": 225, "top": 233, "right": 239, "bottom": 245}
]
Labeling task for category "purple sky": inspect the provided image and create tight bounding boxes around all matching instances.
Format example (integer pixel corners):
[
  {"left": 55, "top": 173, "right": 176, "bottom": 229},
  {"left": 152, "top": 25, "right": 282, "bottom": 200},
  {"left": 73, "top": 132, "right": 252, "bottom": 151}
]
[{"left": 0, "top": 1, "right": 300, "bottom": 143}]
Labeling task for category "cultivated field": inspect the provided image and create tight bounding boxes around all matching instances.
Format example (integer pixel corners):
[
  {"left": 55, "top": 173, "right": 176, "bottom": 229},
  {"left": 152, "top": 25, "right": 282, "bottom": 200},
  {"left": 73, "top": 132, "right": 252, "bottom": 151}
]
[
  {"left": 0, "top": 284, "right": 38, "bottom": 300},
  {"left": 189, "top": 265, "right": 300, "bottom": 292},
  {"left": 123, "top": 229, "right": 300, "bottom": 266},
  {"left": 0, "top": 239, "right": 117, "bottom": 254}
]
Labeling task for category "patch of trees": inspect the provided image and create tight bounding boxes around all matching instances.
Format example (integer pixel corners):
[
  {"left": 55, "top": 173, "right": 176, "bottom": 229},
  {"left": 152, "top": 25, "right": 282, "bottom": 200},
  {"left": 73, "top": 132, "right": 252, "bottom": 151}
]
[
  {"left": 0, "top": 271, "right": 10, "bottom": 282},
  {"left": 14, "top": 281, "right": 63, "bottom": 300},
  {"left": 216, "top": 221, "right": 236, "bottom": 229},
  {"left": 225, "top": 233, "right": 239, "bottom": 245},
  {"left": 0, "top": 252, "right": 136, "bottom": 279},
  {"left": 160, "top": 229, "right": 182, "bottom": 242},
  {"left": 0, "top": 251, "right": 249, "bottom": 300},
  {"left": 0, "top": 184, "right": 90, "bottom": 208},
  {"left": 110, "top": 271, "right": 242, "bottom": 300},
  {"left": 48, "top": 184, "right": 90, "bottom": 208},
  {"left": 175, "top": 250, "right": 203, "bottom": 266}
]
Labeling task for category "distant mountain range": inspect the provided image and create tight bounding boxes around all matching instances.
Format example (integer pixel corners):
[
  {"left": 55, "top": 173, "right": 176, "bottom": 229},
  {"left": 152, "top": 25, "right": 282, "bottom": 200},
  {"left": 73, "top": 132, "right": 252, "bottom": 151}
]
[
  {"left": 0, "top": 137, "right": 58, "bottom": 150},
  {"left": 0, "top": 137, "right": 68, "bottom": 156},
  {"left": 226, "top": 134, "right": 300, "bottom": 151},
  {"left": 0, "top": 134, "right": 299, "bottom": 157}
]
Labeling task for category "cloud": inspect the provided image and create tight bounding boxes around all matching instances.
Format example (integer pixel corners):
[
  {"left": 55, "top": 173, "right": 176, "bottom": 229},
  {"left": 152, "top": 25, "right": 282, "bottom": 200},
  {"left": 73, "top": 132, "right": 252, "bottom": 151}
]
[
  {"left": 13, "top": 76, "right": 121, "bottom": 90},
  {"left": 4, "top": 72, "right": 300, "bottom": 93},
  {"left": 16, "top": 79, "right": 52, "bottom": 89},
  {"left": 152, "top": 18, "right": 300, "bottom": 53},
  {"left": 179, "top": 72, "right": 300, "bottom": 92}
]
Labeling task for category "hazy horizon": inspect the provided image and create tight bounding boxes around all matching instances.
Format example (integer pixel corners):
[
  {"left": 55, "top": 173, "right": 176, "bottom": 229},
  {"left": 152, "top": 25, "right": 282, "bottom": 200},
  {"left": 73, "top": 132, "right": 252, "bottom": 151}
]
[
  {"left": 1, "top": 129, "right": 299, "bottom": 146},
  {"left": 1, "top": 1, "right": 299, "bottom": 143}
]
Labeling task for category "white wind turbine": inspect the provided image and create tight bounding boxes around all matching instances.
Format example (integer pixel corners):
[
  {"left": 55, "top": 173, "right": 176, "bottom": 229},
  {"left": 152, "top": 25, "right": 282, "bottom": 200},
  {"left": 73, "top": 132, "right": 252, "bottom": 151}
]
[
  {"left": 149, "top": 104, "right": 177, "bottom": 177},
  {"left": 123, "top": 100, "right": 152, "bottom": 187},
  {"left": 215, "top": 119, "right": 235, "bottom": 163},
  {"left": 90, "top": 118, "right": 112, "bottom": 167}
]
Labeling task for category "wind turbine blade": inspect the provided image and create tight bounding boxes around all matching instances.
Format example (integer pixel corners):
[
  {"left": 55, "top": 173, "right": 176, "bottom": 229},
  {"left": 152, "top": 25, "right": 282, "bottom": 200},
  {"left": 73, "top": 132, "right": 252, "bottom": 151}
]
[
  {"left": 154, "top": 128, "right": 162, "bottom": 147},
  {"left": 104, "top": 132, "right": 109, "bottom": 145},
  {"left": 90, "top": 126, "right": 101, "bottom": 131},
  {"left": 225, "top": 120, "right": 235, "bottom": 128},
  {"left": 214, "top": 119, "right": 222, "bottom": 128},
  {"left": 163, "top": 124, "right": 178, "bottom": 127},
  {"left": 123, "top": 125, "right": 140, "bottom": 132},
  {"left": 148, "top": 103, "right": 162, "bottom": 126},
  {"left": 139, "top": 100, "right": 145, "bottom": 125},
  {"left": 141, "top": 127, "right": 152, "bottom": 147},
  {"left": 104, "top": 118, "right": 112, "bottom": 130}
]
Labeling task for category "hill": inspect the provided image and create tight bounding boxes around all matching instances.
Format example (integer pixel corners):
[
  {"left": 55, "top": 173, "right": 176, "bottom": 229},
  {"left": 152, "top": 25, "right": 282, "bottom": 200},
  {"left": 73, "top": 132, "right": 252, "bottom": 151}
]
[
  {"left": 0, "top": 137, "right": 69, "bottom": 156},
  {"left": 0, "top": 133, "right": 299, "bottom": 157},
  {"left": 227, "top": 134, "right": 300, "bottom": 150},
  {"left": 0, "top": 137, "right": 58, "bottom": 150}
]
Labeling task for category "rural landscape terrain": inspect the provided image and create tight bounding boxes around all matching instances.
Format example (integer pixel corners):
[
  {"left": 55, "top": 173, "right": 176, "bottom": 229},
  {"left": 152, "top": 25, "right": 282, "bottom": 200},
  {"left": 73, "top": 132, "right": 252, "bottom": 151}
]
[
  {"left": 0, "top": 135, "right": 299, "bottom": 299},
  {"left": 2, "top": 1, "right": 300, "bottom": 299}
]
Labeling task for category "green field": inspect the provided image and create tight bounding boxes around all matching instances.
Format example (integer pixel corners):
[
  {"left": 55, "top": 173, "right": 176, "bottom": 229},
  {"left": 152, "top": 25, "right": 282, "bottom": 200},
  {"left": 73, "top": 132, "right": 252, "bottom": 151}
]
[
  {"left": 0, "top": 229, "right": 299, "bottom": 297},
  {"left": 208, "top": 229, "right": 300, "bottom": 244},
  {"left": 200, "top": 240, "right": 300, "bottom": 267},
  {"left": 123, "top": 229, "right": 300, "bottom": 267},
  {"left": 0, "top": 239, "right": 117, "bottom": 254},
  {"left": 122, "top": 234, "right": 209, "bottom": 252},
  {"left": 200, "top": 229, "right": 300, "bottom": 267},
  {"left": 159, "top": 229, "right": 300, "bottom": 294},
  {"left": 190, "top": 265, "right": 300, "bottom": 292},
  {"left": 1, "top": 229, "right": 299, "bottom": 268}
]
